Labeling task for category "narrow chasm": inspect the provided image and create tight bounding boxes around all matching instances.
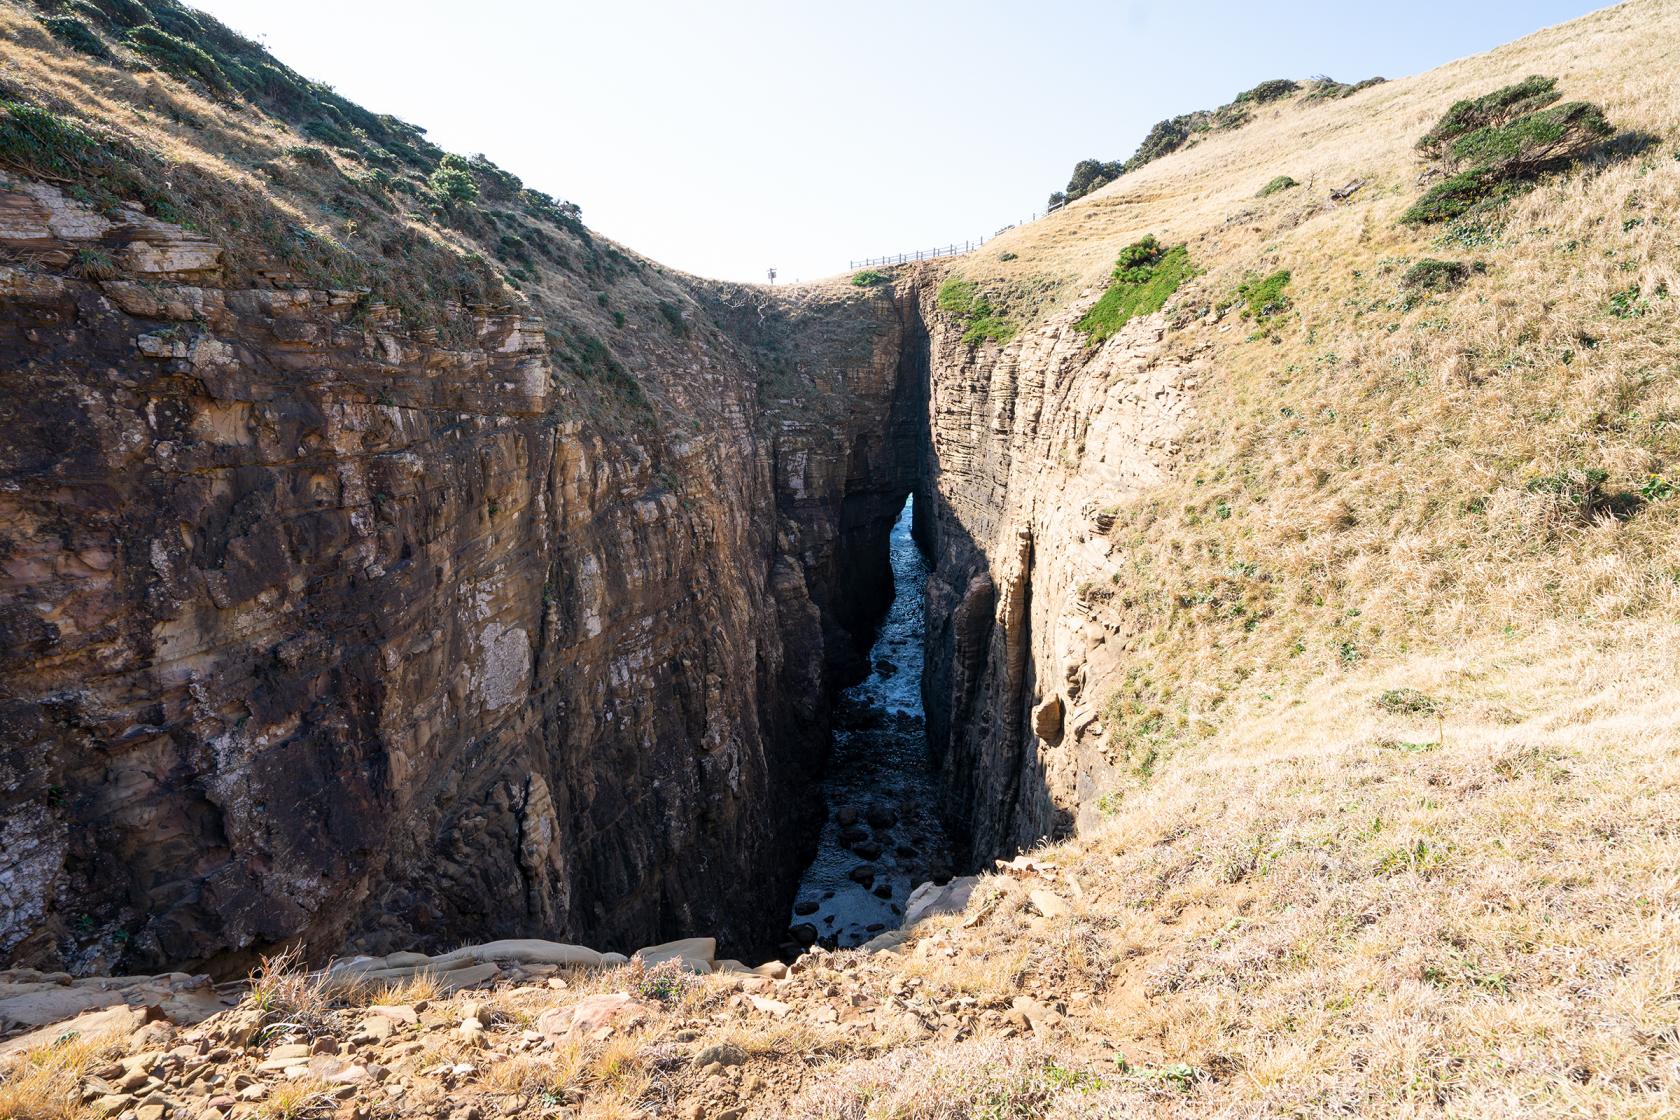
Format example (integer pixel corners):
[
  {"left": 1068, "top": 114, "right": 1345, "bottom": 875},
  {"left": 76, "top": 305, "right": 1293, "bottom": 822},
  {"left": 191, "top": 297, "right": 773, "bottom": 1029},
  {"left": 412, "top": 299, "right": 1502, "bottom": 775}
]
[{"left": 786, "top": 495, "right": 956, "bottom": 950}]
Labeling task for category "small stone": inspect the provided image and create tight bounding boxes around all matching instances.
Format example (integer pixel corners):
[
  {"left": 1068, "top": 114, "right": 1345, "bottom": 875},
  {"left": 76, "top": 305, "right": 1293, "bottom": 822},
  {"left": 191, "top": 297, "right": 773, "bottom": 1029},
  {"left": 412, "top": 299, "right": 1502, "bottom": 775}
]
[
  {"left": 749, "top": 996, "right": 792, "bottom": 1018},
  {"left": 135, "top": 1105, "right": 167, "bottom": 1120},
  {"left": 691, "top": 1043, "right": 746, "bottom": 1068},
  {"left": 792, "top": 900, "right": 819, "bottom": 916},
  {"left": 866, "top": 805, "right": 898, "bottom": 829},
  {"left": 269, "top": 1044, "right": 311, "bottom": 1060},
  {"left": 789, "top": 923, "right": 818, "bottom": 946},
  {"left": 835, "top": 806, "right": 860, "bottom": 827},
  {"left": 369, "top": 1004, "right": 417, "bottom": 1026},
  {"left": 872, "top": 883, "right": 893, "bottom": 899},
  {"left": 848, "top": 867, "right": 875, "bottom": 888}
]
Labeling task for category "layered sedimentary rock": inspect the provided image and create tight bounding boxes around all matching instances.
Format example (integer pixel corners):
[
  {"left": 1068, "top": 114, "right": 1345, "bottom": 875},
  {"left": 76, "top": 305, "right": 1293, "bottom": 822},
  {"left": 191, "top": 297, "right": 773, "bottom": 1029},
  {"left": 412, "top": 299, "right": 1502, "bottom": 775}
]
[
  {"left": 915, "top": 287, "right": 1201, "bottom": 860},
  {"left": 0, "top": 181, "right": 917, "bottom": 975}
]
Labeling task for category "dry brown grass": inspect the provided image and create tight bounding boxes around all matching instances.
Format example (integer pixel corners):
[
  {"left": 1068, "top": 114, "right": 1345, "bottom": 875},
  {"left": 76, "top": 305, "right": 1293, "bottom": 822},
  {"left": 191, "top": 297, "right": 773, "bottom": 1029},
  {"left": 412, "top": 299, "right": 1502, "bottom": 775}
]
[
  {"left": 881, "top": 621, "right": 1680, "bottom": 1117},
  {"left": 0, "top": 1030, "right": 122, "bottom": 1120}
]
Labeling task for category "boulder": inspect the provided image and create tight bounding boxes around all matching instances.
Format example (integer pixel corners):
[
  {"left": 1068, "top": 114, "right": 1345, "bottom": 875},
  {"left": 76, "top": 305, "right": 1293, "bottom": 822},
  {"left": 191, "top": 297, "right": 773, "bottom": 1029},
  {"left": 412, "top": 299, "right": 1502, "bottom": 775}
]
[
  {"left": 633, "top": 937, "right": 715, "bottom": 970},
  {"left": 903, "top": 876, "right": 980, "bottom": 927},
  {"left": 429, "top": 939, "right": 604, "bottom": 970}
]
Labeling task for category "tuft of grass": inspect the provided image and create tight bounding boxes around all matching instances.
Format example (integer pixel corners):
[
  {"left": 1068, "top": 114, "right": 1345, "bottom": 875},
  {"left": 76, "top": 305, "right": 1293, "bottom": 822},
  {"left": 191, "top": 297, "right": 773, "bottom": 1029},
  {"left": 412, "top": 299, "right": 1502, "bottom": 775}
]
[
  {"left": 1400, "top": 258, "right": 1473, "bottom": 293},
  {"left": 850, "top": 269, "right": 888, "bottom": 287},
  {"left": 1075, "top": 236, "right": 1196, "bottom": 344},
  {"left": 0, "top": 1030, "right": 123, "bottom": 1120},
  {"left": 1256, "top": 174, "right": 1297, "bottom": 197},
  {"left": 243, "top": 947, "right": 335, "bottom": 1039},
  {"left": 1374, "top": 688, "right": 1445, "bottom": 716},
  {"left": 365, "top": 970, "right": 442, "bottom": 1006}
]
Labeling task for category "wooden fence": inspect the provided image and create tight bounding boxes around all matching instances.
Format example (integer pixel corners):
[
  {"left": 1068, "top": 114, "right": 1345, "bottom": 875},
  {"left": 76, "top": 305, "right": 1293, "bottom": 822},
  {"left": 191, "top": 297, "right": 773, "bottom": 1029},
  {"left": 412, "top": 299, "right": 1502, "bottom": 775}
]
[{"left": 847, "top": 199, "right": 1067, "bottom": 271}]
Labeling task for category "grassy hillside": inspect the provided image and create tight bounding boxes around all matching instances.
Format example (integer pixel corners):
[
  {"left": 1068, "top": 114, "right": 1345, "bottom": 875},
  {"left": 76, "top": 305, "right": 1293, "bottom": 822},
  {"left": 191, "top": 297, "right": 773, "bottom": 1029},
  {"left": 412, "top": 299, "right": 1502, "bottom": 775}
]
[{"left": 950, "top": 0, "right": 1679, "bottom": 780}]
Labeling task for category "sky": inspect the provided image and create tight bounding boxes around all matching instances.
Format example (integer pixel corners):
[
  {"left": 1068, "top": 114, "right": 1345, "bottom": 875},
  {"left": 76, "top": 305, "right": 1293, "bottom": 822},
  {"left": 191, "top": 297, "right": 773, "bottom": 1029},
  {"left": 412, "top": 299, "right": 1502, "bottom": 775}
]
[{"left": 186, "top": 0, "right": 1605, "bottom": 284}]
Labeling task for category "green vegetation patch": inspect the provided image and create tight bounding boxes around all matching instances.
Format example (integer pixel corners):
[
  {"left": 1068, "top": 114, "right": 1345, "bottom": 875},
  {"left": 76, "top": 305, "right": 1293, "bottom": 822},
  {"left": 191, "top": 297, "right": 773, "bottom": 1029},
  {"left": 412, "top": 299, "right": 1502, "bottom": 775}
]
[
  {"left": 1256, "top": 175, "right": 1297, "bottom": 198},
  {"left": 851, "top": 269, "right": 888, "bottom": 287},
  {"left": 936, "top": 277, "right": 1017, "bottom": 345},
  {"left": 1235, "top": 269, "right": 1292, "bottom": 321},
  {"left": 1374, "top": 688, "right": 1445, "bottom": 716},
  {"left": 1075, "top": 236, "right": 1195, "bottom": 344}
]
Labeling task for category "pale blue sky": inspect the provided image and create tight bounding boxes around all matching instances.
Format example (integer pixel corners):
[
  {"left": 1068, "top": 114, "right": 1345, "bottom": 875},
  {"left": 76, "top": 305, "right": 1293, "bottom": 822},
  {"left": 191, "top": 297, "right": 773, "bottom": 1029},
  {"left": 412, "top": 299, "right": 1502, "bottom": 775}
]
[{"left": 188, "top": 0, "right": 1604, "bottom": 283}]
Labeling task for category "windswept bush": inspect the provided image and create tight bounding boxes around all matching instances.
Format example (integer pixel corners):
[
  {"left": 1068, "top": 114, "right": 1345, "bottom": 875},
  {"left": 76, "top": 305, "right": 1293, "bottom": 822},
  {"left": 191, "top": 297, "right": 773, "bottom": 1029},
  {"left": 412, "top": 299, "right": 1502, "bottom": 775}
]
[
  {"left": 1445, "top": 101, "right": 1612, "bottom": 174},
  {"left": 1416, "top": 75, "right": 1559, "bottom": 156},
  {"left": 1403, "top": 76, "right": 1612, "bottom": 225},
  {"left": 1234, "top": 78, "right": 1299, "bottom": 104},
  {"left": 1256, "top": 174, "right": 1297, "bottom": 197},
  {"left": 851, "top": 269, "right": 888, "bottom": 287}
]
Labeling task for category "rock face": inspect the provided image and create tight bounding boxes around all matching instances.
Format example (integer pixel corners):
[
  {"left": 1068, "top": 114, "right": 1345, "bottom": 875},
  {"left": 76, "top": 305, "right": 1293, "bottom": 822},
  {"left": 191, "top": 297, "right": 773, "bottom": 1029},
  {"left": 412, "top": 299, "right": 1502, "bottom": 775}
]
[
  {"left": 0, "top": 171, "right": 1179, "bottom": 977},
  {"left": 0, "top": 181, "right": 919, "bottom": 974},
  {"left": 915, "top": 285, "right": 1199, "bottom": 860}
]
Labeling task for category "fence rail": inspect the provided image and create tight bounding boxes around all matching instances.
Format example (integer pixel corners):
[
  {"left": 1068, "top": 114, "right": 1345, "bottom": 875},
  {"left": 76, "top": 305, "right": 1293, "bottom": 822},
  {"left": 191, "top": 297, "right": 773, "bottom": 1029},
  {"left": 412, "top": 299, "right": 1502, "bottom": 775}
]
[{"left": 846, "top": 199, "right": 1068, "bottom": 272}]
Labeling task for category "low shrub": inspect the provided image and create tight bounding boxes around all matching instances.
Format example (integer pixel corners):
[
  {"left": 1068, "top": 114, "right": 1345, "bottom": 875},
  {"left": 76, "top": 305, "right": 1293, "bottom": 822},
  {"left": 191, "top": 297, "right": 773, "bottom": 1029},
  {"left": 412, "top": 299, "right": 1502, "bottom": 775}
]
[
  {"left": 1404, "top": 77, "right": 1612, "bottom": 226},
  {"left": 1234, "top": 78, "right": 1299, "bottom": 104},
  {"left": 657, "top": 300, "right": 687, "bottom": 336},
  {"left": 126, "top": 24, "right": 234, "bottom": 98},
  {"left": 851, "top": 269, "right": 888, "bottom": 287},
  {"left": 1401, "top": 168, "right": 1503, "bottom": 226},
  {"left": 1302, "top": 75, "right": 1386, "bottom": 101},
  {"left": 427, "top": 153, "right": 478, "bottom": 203},
  {"left": 42, "top": 15, "right": 111, "bottom": 58},
  {"left": 0, "top": 101, "right": 106, "bottom": 180},
  {"left": 1076, "top": 236, "right": 1196, "bottom": 344},
  {"left": 1256, "top": 175, "right": 1297, "bottom": 197}
]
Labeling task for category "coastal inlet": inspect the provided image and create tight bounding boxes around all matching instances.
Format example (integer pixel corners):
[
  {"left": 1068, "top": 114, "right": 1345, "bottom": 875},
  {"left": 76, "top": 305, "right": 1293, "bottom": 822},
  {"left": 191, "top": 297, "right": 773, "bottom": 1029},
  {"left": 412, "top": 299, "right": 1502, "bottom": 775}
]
[{"left": 788, "top": 497, "right": 955, "bottom": 949}]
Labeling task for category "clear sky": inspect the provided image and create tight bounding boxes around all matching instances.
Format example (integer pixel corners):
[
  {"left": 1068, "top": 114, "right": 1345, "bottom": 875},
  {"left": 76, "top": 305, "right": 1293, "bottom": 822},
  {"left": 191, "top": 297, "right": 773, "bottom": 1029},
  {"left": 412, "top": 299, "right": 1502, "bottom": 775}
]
[{"left": 187, "top": 0, "right": 1605, "bottom": 283}]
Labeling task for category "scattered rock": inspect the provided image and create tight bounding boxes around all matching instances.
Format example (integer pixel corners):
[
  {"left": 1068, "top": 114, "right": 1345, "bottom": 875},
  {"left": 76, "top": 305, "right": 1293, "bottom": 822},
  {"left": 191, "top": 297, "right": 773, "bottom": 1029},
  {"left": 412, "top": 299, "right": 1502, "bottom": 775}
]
[
  {"left": 793, "top": 899, "right": 819, "bottom": 916},
  {"left": 848, "top": 867, "right": 875, "bottom": 888}
]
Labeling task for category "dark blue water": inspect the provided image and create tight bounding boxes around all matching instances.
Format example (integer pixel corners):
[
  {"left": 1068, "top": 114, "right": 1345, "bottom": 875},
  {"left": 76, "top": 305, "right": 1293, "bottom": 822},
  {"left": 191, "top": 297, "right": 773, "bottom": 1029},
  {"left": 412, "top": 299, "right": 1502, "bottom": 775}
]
[{"left": 788, "top": 496, "right": 954, "bottom": 949}]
